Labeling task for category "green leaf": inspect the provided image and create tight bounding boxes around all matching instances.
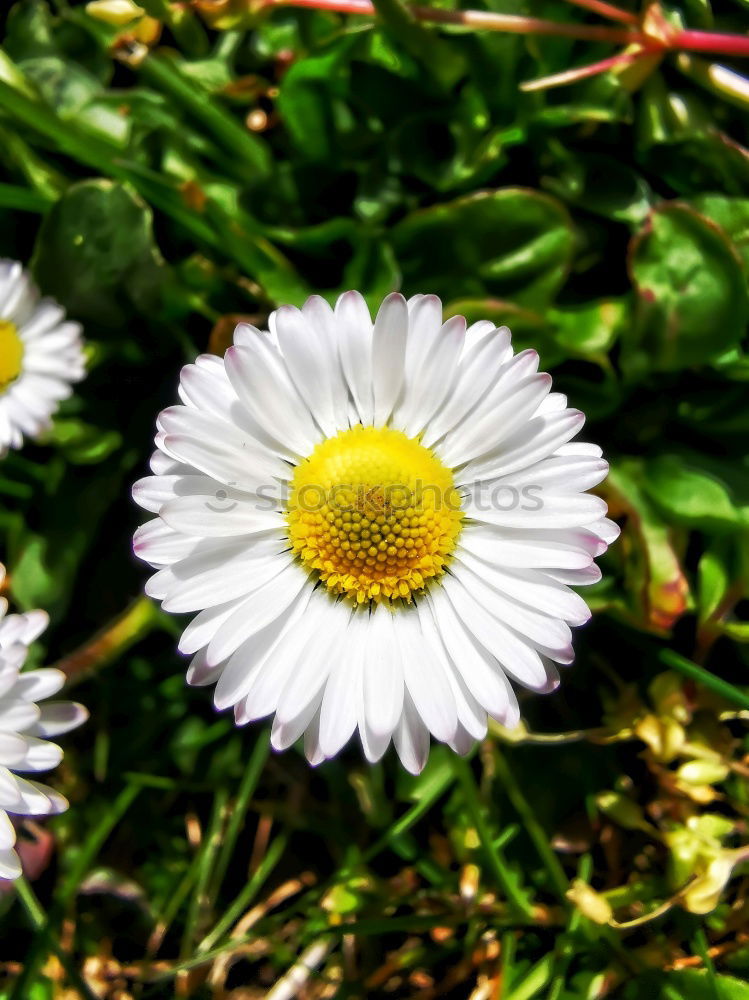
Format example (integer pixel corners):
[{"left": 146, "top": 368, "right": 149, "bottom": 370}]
[
  {"left": 625, "top": 202, "right": 749, "bottom": 372},
  {"left": 548, "top": 298, "right": 628, "bottom": 358},
  {"left": 31, "top": 178, "right": 165, "bottom": 325},
  {"left": 276, "top": 34, "right": 360, "bottom": 162},
  {"left": 5, "top": 0, "right": 58, "bottom": 62},
  {"left": 19, "top": 56, "right": 128, "bottom": 146},
  {"left": 392, "top": 188, "right": 575, "bottom": 308},
  {"left": 42, "top": 418, "right": 122, "bottom": 465},
  {"left": 544, "top": 153, "right": 653, "bottom": 225},
  {"left": 688, "top": 194, "right": 749, "bottom": 274},
  {"left": 606, "top": 460, "right": 691, "bottom": 631},
  {"left": 697, "top": 539, "right": 733, "bottom": 623},
  {"left": 8, "top": 457, "right": 133, "bottom": 619},
  {"left": 647, "top": 971, "right": 749, "bottom": 999},
  {"left": 644, "top": 454, "right": 744, "bottom": 531}
]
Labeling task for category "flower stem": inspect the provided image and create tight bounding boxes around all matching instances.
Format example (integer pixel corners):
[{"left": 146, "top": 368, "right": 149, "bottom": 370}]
[
  {"left": 267, "top": 0, "right": 642, "bottom": 44},
  {"left": 561, "top": 0, "right": 639, "bottom": 26},
  {"left": 673, "top": 29, "right": 749, "bottom": 59},
  {"left": 521, "top": 46, "right": 657, "bottom": 92},
  {"left": 267, "top": 0, "right": 749, "bottom": 62}
]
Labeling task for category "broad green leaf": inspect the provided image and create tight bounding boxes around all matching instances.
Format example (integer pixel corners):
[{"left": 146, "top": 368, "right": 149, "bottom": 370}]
[
  {"left": 31, "top": 178, "right": 165, "bottom": 325},
  {"left": 689, "top": 194, "right": 749, "bottom": 273},
  {"left": 42, "top": 418, "right": 122, "bottom": 464},
  {"left": 4, "top": 0, "right": 58, "bottom": 61},
  {"left": 644, "top": 454, "right": 743, "bottom": 531},
  {"left": 19, "top": 56, "right": 129, "bottom": 145},
  {"left": 606, "top": 460, "right": 691, "bottom": 632},
  {"left": 548, "top": 298, "right": 628, "bottom": 358},
  {"left": 697, "top": 539, "right": 733, "bottom": 623},
  {"left": 625, "top": 203, "right": 749, "bottom": 372},
  {"left": 544, "top": 153, "right": 653, "bottom": 225},
  {"left": 638, "top": 78, "right": 749, "bottom": 194},
  {"left": 393, "top": 188, "right": 575, "bottom": 307},
  {"left": 276, "top": 34, "right": 360, "bottom": 161}
]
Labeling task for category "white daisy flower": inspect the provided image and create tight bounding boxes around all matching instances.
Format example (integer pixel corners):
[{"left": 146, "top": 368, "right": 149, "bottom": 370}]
[
  {"left": 0, "top": 564, "right": 88, "bottom": 879},
  {"left": 133, "top": 293, "right": 619, "bottom": 774},
  {"left": 0, "top": 259, "right": 86, "bottom": 457}
]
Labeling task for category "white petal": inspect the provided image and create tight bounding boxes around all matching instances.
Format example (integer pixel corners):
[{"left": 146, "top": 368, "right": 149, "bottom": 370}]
[
  {"left": 455, "top": 550, "right": 592, "bottom": 626},
  {"left": 304, "top": 708, "right": 326, "bottom": 767},
  {"left": 0, "top": 846, "right": 21, "bottom": 880},
  {"left": 29, "top": 702, "right": 88, "bottom": 737},
  {"left": 391, "top": 295, "right": 443, "bottom": 431},
  {"left": 336, "top": 291, "right": 374, "bottom": 425},
  {"left": 393, "top": 693, "right": 430, "bottom": 775},
  {"left": 0, "top": 734, "right": 30, "bottom": 767},
  {"left": 546, "top": 564, "right": 602, "bottom": 586},
  {"left": 0, "top": 810, "right": 16, "bottom": 849},
  {"left": 271, "top": 689, "right": 324, "bottom": 752},
  {"left": 132, "top": 474, "right": 223, "bottom": 515},
  {"left": 160, "top": 541, "right": 291, "bottom": 613},
  {"left": 301, "top": 296, "right": 350, "bottom": 431},
  {"left": 362, "top": 605, "right": 404, "bottom": 739},
  {"left": 10, "top": 669, "right": 66, "bottom": 704},
  {"left": 178, "top": 599, "right": 244, "bottom": 655},
  {"left": 133, "top": 520, "right": 199, "bottom": 567},
  {"left": 160, "top": 495, "right": 284, "bottom": 538},
  {"left": 225, "top": 338, "right": 320, "bottom": 458},
  {"left": 318, "top": 615, "right": 365, "bottom": 758},
  {"left": 274, "top": 601, "right": 346, "bottom": 726},
  {"left": 480, "top": 454, "right": 609, "bottom": 493},
  {"left": 273, "top": 304, "right": 340, "bottom": 438},
  {"left": 458, "top": 410, "right": 585, "bottom": 484},
  {"left": 160, "top": 406, "right": 288, "bottom": 492},
  {"left": 12, "top": 776, "right": 68, "bottom": 816},
  {"left": 415, "top": 601, "right": 487, "bottom": 740},
  {"left": 441, "top": 371, "right": 551, "bottom": 469},
  {"left": 443, "top": 571, "right": 568, "bottom": 687},
  {"left": 0, "top": 700, "right": 40, "bottom": 733},
  {"left": 215, "top": 593, "right": 310, "bottom": 711},
  {"left": 421, "top": 325, "right": 512, "bottom": 448},
  {"left": 371, "top": 293, "right": 408, "bottom": 427},
  {"left": 458, "top": 524, "right": 595, "bottom": 571},
  {"left": 425, "top": 590, "right": 518, "bottom": 725},
  {"left": 207, "top": 564, "right": 311, "bottom": 668},
  {"left": 10, "top": 735, "right": 63, "bottom": 773},
  {"left": 400, "top": 316, "right": 465, "bottom": 438},
  {"left": 462, "top": 492, "right": 608, "bottom": 530},
  {"left": 397, "top": 604, "right": 457, "bottom": 743}
]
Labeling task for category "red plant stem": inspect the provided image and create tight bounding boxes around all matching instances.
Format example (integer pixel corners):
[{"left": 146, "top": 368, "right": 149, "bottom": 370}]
[
  {"left": 269, "top": 0, "right": 749, "bottom": 59},
  {"left": 561, "top": 0, "right": 639, "bottom": 26},
  {"left": 672, "top": 29, "right": 749, "bottom": 58},
  {"left": 520, "top": 45, "right": 657, "bottom": 90},
  {"left": 269, "top": 0, "right": 642, "bottom": 43},
  {"left": 412, "top": 6, "right": 639, "bottom": 42}
]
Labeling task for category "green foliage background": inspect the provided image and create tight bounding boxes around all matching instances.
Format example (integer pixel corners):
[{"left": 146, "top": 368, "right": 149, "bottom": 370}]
[{"left": 1, "top": 0, "right": 749, "bottom": 995}]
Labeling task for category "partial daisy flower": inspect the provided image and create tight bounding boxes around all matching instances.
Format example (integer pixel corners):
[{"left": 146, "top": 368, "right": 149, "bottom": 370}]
[
  {"left": 0, "top": 259, "right": 86, "bottom": 457},
  {"left": 0, "top": 564, "right": 87, "bottom": 879},
  {"left": 133, "top": 293, "right": 618, "bottom": 773}
]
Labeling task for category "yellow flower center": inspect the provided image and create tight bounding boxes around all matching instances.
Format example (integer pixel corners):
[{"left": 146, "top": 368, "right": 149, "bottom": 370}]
[
  {"left": 287, "top": 425, "right": 463, "bottom": 604},
  {"left": 0, "top": 320, "right": 24, "bottom": 393}
]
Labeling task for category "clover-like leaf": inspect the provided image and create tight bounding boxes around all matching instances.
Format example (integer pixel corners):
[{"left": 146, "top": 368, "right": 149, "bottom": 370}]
[
  {"left": 392, "top": 188, "right": 575, "bottom": 308},
  {"left": 625, "top": 202, "right": 749, "bottom": 372}
]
